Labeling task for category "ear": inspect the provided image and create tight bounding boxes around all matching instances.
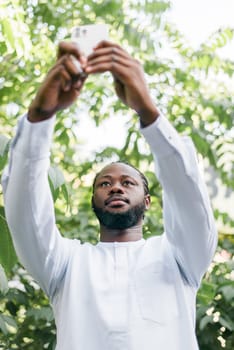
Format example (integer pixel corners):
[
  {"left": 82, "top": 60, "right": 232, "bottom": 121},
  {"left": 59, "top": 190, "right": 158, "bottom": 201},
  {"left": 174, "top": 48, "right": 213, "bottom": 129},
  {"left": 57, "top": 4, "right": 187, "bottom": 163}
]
[{"left": 144, "top": 194, "right": 151, "bottom": 210}]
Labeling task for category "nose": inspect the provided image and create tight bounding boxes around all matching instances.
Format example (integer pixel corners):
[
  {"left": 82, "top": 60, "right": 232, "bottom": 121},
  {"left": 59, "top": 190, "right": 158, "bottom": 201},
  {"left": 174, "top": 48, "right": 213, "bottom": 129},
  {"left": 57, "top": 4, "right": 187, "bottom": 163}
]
[{"left": 110, "top": 183, "right": 124, "bottom": 194}]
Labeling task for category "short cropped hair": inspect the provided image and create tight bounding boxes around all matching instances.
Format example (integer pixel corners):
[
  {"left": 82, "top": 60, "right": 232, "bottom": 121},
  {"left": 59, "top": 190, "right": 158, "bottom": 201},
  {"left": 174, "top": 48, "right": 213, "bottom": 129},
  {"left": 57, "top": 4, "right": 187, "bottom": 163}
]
[{"left": 92, "top": 161, "right": 150, "bottom": 196}]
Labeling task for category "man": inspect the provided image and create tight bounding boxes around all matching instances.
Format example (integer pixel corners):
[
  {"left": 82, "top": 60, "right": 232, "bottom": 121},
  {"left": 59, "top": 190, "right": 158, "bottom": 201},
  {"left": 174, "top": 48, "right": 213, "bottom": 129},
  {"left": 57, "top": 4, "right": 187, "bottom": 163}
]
[{"left": 2, "top": 41, "right": 217, "bottom": 349}]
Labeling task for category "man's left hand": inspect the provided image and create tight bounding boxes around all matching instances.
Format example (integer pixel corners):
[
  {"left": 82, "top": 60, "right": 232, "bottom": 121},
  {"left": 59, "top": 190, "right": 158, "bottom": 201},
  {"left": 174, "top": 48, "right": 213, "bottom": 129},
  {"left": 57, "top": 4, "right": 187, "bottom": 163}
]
[{"left": 86, "top": 41, "right": 159, "bottom": 126}]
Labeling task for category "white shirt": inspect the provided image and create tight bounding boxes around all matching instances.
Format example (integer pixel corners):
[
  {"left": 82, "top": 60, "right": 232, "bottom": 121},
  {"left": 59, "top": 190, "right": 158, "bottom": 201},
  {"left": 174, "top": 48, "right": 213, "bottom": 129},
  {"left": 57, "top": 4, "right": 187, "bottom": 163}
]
[{"left": 2, "top": 114, "right": 217, "bottom": 350}]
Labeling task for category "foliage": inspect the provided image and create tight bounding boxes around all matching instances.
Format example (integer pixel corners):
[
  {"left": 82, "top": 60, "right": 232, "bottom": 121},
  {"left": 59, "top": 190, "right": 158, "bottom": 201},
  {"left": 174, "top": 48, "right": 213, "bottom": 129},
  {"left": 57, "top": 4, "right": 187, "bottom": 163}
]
[
  {"left": 197, "top": 235, "right": 234, "bottom": 349},
  {"left": 0, "top": 267, "right": 55, "bottom": 349},
  {"left": 0, "top": 0, "right": 234, "bottom": 349}
]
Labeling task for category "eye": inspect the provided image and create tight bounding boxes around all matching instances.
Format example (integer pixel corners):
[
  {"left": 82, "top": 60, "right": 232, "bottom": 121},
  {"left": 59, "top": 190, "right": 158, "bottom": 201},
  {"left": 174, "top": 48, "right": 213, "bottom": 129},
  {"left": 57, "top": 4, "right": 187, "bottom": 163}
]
[
  {"left": 99, "top": 181, "right": 111, "bottom": 188},
  {"left": 123, "top": 180, "right": 135, "bottom": 187}
]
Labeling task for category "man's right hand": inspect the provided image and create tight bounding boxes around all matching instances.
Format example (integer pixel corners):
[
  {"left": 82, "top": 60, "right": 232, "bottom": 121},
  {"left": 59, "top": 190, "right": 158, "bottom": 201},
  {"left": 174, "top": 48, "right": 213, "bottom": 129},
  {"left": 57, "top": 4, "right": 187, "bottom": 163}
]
[{"left": 28, "top": 42, "right": 87, "bottom": 123}]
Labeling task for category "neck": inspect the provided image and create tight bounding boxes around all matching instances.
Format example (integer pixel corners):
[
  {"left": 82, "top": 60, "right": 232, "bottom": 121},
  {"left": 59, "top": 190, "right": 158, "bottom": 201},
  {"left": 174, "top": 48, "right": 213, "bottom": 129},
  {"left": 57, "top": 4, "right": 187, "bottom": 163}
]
[{"left": 99, "top": 222, "right": 143, "bottom": 242}]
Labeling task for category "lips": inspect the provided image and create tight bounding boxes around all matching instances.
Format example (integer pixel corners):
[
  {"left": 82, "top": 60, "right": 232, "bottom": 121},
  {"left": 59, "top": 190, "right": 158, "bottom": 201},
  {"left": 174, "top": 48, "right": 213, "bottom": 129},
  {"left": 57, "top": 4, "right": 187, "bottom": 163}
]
[{"left": 105, "top": 196, "right": 129, "bottom": 206}]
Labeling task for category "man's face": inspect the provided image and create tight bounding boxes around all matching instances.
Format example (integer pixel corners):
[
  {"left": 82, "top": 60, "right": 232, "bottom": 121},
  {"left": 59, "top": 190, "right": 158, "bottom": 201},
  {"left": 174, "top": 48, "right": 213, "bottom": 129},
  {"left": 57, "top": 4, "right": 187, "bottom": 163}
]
[{"left": 92, "top": 163, "right": 150, "bottom": 229}]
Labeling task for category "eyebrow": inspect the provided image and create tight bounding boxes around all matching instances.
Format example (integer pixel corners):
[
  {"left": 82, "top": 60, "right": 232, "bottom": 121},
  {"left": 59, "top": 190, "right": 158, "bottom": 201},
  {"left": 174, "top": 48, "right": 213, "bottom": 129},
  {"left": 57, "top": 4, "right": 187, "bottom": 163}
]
[{"left": 96, "top": 174, "right": 139, "bottom": 183}]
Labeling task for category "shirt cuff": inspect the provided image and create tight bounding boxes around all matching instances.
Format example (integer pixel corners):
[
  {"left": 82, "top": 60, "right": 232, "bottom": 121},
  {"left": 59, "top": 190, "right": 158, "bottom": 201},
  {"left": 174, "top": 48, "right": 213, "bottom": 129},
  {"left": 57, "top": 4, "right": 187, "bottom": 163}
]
[
  {"left": 140, "top": 114, "right": 189, "bottom": 159},
  {"left": 11, "top": 114, "right": 55, "bottom": 159}
]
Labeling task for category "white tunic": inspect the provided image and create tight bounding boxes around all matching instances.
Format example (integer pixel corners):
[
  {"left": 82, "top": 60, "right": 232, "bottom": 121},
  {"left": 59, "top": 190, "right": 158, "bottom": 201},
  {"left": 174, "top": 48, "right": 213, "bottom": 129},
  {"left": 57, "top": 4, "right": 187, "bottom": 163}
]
[{"left": 2, "top": 114, "right": 217, "bottom": 349}]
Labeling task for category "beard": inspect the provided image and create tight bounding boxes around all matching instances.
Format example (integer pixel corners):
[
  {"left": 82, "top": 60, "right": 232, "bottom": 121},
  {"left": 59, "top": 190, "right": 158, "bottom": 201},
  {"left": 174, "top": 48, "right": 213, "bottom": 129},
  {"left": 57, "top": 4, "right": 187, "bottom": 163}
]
[{"left": 92, "top": 201, "right": 146, "bottom": 230}]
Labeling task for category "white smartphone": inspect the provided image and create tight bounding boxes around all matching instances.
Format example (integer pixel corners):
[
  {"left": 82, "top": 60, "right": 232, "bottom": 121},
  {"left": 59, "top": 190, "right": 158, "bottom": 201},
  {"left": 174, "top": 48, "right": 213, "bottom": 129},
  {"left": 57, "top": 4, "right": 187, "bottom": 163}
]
[{"left": 71, "top": 24, "right": 109, "bottom": 56}]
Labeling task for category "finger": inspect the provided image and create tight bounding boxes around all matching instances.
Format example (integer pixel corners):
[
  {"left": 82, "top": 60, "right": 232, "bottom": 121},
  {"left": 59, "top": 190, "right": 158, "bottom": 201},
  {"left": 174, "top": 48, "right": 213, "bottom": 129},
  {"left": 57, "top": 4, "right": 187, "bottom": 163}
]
[
  {"left": 72, "top": 78, "right": 84, "bottom": 91},
  {"left": 86, "top": 54, "right": 133, "bottom": 75},
  {"left": 62, "top": 55, "right": 84, "bottom": 76},
  {"left": 47, "top": 64, "right": 73, "bottom": 91},
  {"left": 48, "top": 61, "right": 85, "bottom": 94},
  {"left": 92, "top": 40, "right": 123, "bottom": 51},
  {"left": 69, "top": 55, "right": 83, "bottom": 74},
  {"left": 57, "top": 41, "right": 87, "bottom": 65},
  {"left": 71, "top": 68, "right": 88, "bottom": 88},
  {"left": 59, "top": 68, "right": 73, "bottom": 91},
  {"left": 88, "top": 45, "right": 130, "bottom": 62},
  {"left": 56, "top": 55, "right": 87, "bottom": 82},
  {"left": 87, "top": 45, "right": 132, "bottom": 69}
]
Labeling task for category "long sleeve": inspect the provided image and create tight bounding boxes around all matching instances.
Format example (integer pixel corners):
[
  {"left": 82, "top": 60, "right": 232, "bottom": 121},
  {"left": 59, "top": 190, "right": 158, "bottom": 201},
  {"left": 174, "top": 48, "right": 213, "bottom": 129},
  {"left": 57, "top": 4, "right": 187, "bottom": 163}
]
[
  {"left": 2, "top": 115, "right": 74, "bottom": 297},
  {"left": 141, "top": 115, "right": 217, "bottom": 287}
]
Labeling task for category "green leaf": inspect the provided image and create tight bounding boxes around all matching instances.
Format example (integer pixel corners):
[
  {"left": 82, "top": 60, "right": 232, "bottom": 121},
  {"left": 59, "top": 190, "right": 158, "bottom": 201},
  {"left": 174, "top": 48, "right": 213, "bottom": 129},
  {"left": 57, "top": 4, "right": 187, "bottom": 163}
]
[
  {"left": 0, "top": 134, "right": 10, "bottom": 171},
  {"left": 61, "top": 183, "right": 70, "bottom": 210},
  {"left": 0, "top": 207, "right": 18, "bottom": 274},
  {"left": 27, "top": 306, "right": 54, "bottom": 322},
  {"left": 197, "top": 280, "right": 216, "bottom": 305},
  {"left": 48, "top": 165, "right": 65, "bottom": 190},
  {"left": 0, "top": 314, "right": 8, "bottom": 335},
  {"left": 199, "top": 315, "right": 213, "bottom": 331},
  {"left": 219, "top": 316, "right": 234, "bottom": 331},
  {"left": 0, "top": 135, "right": 10, "bottom": 157},
  {"left": 1, "top": 314, "right": 17, "bottom": 330},
  {"left": 48, "top": 165, "right": 66, "bottom": 202},
  {"left": 191, "top": 132, "right": 209, "bottom": 156},
  {"left": 2, "top": 18, "right": 15, "bottom": 51},
  {"left": 219, "top": 285, "right": 234, "bottom": 302},
  {"left": 0, "top": 264, "right": 9, "bottom": 295}
]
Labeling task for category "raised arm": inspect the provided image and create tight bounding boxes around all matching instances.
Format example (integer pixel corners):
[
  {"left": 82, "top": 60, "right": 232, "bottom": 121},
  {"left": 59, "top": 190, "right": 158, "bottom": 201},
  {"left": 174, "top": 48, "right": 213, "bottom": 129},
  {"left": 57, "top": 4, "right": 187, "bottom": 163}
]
[
  {"left": 2, "top": 43, "right": 86, "bottom": 297},
  {"left": 86, "top": 41, "right": 217, "bottom": 286},
  {"left": 141, "top": 117, "right": 217, "bottom": 286}
]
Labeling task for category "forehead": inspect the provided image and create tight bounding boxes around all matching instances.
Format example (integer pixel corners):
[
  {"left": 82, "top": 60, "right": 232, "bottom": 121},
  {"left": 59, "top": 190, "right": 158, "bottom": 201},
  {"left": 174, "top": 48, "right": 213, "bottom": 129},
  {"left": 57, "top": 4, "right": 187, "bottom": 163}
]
[{"left": 96, "top": 163, "right": 142, "bottom": 181}]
